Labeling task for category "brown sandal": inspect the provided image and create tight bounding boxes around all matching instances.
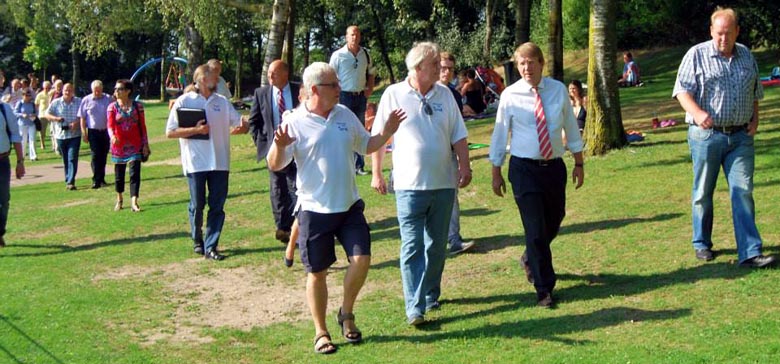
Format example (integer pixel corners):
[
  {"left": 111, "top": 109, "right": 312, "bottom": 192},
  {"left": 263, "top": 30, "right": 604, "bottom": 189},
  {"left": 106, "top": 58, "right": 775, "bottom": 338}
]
[
  {"left": 337, "top": 308, "right": 363, "bottom": 343},
  {"left": 313, "top": 332, "right": 337, "bottom": 354}
]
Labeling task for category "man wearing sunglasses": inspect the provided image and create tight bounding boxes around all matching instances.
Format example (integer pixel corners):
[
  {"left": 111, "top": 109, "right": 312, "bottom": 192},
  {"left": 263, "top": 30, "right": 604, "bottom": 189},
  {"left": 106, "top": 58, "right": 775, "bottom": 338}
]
[
  {"left": 371, "top": 42, "right": 471, "bottom": 326},
  {"left": 329, "top": 25, "right": 375, "bottom": 176}
]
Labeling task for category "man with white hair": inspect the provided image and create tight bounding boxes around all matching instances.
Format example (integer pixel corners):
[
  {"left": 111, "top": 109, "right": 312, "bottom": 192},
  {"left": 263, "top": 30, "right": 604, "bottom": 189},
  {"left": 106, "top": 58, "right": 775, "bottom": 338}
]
[
  {"left": 167, "top": 64, "right": 248, "bottom": 261},
  {"left": 207, "top": 59, "right": 232, "bottom": 99},
  {"left": 268, "top": 62, "right": 404, "bottom": 354},
  {"left": 79, "top": 80, "right": 113, "bottom": 188},
  {"left": 35, "top": 81, "right": 52, "bottom": 149},
  {"left": 371, "top": 42, "right": 471, "bottom": 326}
]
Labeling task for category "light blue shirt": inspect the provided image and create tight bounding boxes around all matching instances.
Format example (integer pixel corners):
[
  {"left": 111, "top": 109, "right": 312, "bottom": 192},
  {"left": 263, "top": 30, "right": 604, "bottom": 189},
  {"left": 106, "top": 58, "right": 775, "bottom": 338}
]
[
  {"left": 77, "top": 93, "right": 112, "bottom": 129},
  {"left": 0, "top": 103, "right": 22, "bottom": 153},
  {"left": 672, "top": 41, "right": 763, "bottom": 127},
  {"left": 48, "top": 96, "right": 82, "bottom": 140}
]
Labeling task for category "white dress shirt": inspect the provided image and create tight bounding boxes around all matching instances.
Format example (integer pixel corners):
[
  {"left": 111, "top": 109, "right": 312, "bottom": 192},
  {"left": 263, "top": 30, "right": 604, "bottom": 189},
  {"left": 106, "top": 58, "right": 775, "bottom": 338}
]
[{"left": 489, "top": 77, "right": 583, "bottom": 167}]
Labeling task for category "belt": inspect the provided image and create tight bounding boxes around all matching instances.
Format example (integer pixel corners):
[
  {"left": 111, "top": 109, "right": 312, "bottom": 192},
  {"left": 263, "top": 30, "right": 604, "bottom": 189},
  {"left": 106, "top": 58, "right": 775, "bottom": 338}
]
[
  {"left": 516, "top": 157, "right": 562, "bottom": 167},
  {"left": 340, "top": 90, "right": 364, "bottom": 96},
  {"left": 0, "top": 151, "right": 10, "bottom": 159},
  {"left": 88, "top": 128, "right": 108, "bottom": 132},
  {"left": 712, "top": 124, "right": 746, "bottom": 134}
]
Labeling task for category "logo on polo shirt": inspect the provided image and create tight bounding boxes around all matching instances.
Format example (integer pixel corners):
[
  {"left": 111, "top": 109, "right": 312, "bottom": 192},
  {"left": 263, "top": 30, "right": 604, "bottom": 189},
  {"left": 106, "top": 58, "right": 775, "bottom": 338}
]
[
  {"left": 212, "top": 103, "right": 221, "bottom": 112},
  {"left": 431, "top": 102, "right": 443, "bottom": 112},
  {"left": 336, "top": 122, "right": 348, "bottom": 131}
]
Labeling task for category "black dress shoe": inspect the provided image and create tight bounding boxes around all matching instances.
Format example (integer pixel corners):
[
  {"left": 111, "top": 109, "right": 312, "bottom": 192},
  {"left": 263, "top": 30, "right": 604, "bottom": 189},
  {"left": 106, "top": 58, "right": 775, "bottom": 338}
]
[
  {"left": 537, "top": 292, "right": 554, "bottom": 308},
  {"left": 193, "top": 241, "right": 204, "bottom": 255},
  {"left": 521, "top": 251, "right": 534, "bottom": 284},
  {"left": 275, "top": 229, "right": 291, "bottom": 244},
  {"left": 695, "top": 248, "right": 714, "bottom": 261},
  {"left": 91, "top": 183, "right": 100, "bottom": 189},
  {"left": 204, "top": 249, "right": 225, "bottom": 261},
  {"left": 739, "top": 255, "right": 776, "bottom": 268}
]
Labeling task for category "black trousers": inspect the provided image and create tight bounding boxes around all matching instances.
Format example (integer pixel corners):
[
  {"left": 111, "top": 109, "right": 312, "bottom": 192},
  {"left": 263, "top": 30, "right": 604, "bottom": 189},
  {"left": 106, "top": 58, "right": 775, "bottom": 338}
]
[
  {"left": 508, "top": 156, "right": 567, "bottom": 295},
  {"left": 88, "top": 128, "right": 110, "bottom": 184},
  {"left": 115, "top": 161, "right": 141, "bottom": 197},
  {"left": 269, "top": 161, "right": 297, "bottom": 232}
]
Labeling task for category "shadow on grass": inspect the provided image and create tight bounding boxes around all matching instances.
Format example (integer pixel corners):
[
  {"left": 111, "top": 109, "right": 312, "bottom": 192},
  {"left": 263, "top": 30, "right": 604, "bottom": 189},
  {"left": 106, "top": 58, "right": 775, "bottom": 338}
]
[
  {"left": 0, "top": 315, "right": 66, "bottom": 364},
  {"left": 0, "top": 232, "right": 189, "bottom": 258},
  {"left": 371, "top": 306, "right": 690, "bottom": 345}
]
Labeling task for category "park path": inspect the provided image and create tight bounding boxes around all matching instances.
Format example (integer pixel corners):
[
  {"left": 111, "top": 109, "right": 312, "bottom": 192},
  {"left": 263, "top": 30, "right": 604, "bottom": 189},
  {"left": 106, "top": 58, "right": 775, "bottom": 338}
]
[{"left": 10, "top": 156, "right": 180, "bottom": 188}]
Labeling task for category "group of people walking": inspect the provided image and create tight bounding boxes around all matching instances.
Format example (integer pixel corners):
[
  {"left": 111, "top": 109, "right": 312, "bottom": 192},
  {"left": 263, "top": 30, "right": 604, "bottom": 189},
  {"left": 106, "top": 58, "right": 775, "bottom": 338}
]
[{"left": 1, "top": 5, "right": 774, "bottom": 356}]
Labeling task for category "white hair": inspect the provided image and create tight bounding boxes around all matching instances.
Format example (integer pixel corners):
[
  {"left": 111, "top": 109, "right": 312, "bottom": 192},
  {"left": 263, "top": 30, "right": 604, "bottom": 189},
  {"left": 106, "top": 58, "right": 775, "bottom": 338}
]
[
  {"left": 91, "top": 80, "right": 103, "bottom": 90},
  {"left": 405, "top": 42, "right": 440, "bottom": 77},
  {"left": 42, "top": 81, "right": 51, "bottom": 88},
  {"left": 302, "top": 62, "right": 335, "bottom": 99}
]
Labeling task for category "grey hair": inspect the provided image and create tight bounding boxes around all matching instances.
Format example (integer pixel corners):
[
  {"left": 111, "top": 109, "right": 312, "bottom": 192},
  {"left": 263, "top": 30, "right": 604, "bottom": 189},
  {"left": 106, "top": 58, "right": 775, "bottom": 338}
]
[
  {"left": 91, "top": 80, "right": 103, "bottom": 90},
  {"left": 405, "top": 42, "right": 440, "bottom": 77},
  {"left": 193, "top": 64, "right": 212, "bottom": 87},
  {"left": 302, "top": 62, "right": 335, "bottom": 99},
  {"left": 42, "top": 81, "right": 51, "bottom": 88}
]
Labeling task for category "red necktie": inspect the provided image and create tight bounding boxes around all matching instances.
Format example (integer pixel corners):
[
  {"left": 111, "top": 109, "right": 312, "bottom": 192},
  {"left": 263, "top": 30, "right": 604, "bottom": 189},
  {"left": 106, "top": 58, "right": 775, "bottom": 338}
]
[
  {"left": 532, "top": 87, "right": 553, "bottom": 160},
  {"left": 277, "top": 89, "right": 286, "bottom": 123}
]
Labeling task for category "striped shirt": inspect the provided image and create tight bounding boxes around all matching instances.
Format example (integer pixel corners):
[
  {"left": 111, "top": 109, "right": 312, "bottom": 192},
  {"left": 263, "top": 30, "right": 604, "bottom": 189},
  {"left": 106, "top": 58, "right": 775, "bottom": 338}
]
[{"left": 672, "top": 41, "right": 763, "bottom": 127}]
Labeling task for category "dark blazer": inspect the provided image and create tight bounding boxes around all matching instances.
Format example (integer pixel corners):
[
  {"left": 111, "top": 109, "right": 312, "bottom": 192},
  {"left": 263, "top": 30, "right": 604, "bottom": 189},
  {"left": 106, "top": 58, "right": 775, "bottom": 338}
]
[{"left": 248, "top": 82, "right": 300, "bottom": 161}]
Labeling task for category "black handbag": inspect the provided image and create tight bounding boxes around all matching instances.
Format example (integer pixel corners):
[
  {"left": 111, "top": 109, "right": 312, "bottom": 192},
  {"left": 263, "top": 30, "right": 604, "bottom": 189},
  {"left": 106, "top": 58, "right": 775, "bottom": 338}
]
[{"left": 34, "top": 117, "right": 42, "bottom": 131}]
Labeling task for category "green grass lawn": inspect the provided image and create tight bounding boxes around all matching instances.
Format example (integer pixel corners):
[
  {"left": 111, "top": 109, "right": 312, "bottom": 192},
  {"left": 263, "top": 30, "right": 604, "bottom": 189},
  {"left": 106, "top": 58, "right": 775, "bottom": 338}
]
[{"left": 2, "top": 47, "right": 780, "bottom": 363}]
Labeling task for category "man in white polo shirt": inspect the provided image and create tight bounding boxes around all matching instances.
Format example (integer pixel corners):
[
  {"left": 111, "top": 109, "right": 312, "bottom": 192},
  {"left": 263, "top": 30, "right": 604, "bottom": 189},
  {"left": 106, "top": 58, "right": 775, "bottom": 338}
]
[
  {"left": 370, "top": 42, "right": 471, "bottom": 326},
  {"left": 166, "top": 64, "right": 248, "bottom": 261},
  {"left": 329, "top": 25, "right": 375, "bottom": 176},
  {"left": 268, "top": 62, "right": 404, "bottom": 354}
]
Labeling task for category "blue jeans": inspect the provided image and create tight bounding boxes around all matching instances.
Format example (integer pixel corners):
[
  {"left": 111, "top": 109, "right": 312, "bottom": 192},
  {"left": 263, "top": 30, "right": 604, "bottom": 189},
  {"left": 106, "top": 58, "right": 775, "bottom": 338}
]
[
  {"left": 0, "top": 157, "right": 10, "bottom": 236},
  {"left": 187, "top": 170, "right": 229, "bottom": 252},
  {"left": 395, "top": 189, "right": 455, "bottom": 319},
  {"left": 688, "top": 125, "right": 762, "bottom": 263},
  {"left": 58, "top": 136, "right": 81, "bottom": 185},
  {"left": 339, "top": 91, "right": 367, "bottom": 170}
]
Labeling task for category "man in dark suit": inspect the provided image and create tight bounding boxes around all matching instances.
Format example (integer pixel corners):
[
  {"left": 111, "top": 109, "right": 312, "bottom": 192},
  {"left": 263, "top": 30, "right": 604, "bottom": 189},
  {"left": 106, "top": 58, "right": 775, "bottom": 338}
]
[{"left": 249, "top": 60, "right": 300, "bottom": 243}]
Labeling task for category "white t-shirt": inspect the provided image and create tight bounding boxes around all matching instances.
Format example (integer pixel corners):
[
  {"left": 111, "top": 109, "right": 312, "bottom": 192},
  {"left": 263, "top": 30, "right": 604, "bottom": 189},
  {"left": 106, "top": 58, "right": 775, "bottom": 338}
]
[
  {"left": 166, "top": 91, "right": 241, "bottom": 174},
  {"left": 216, "top": 76, "right": 232, "bottom": 99},
  {"left": 329, "top": 45, "right": 373, "bottom": 93},
  {"left": 273, "top": 104, "right": 370, "bottom": 213},
  {"left": 372, "top": 79, "right": 468, "bottom": 190}
]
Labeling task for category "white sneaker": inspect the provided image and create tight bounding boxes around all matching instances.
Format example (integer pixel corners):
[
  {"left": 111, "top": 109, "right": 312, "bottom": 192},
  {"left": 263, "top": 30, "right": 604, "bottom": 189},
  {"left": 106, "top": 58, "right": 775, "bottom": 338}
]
[{"left": 449, "top": 240, "right": 475, "bottom": 255}]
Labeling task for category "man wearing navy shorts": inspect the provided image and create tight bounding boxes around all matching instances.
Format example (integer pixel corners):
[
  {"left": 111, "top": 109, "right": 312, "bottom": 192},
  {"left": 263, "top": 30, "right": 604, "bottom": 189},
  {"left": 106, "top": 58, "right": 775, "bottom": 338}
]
[{"left": 267, "top": 62, "right": 405, "bottom": 354}]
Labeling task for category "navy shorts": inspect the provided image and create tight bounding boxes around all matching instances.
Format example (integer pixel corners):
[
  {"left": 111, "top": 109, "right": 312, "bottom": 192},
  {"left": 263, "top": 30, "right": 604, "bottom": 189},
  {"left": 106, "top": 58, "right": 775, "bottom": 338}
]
[{"left": 298, "top": 200, "right": 371, "bottom": 273}]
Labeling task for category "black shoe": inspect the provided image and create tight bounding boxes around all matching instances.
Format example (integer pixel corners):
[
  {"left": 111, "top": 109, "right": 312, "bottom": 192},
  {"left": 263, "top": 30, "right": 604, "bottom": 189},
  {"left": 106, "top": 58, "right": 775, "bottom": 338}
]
[
  {"left": 356, "top": 168, "right": 369, "bottom": 176},
  {"left": 275, "top": 229, "right": 291, "bottom": 244},
  {"left": 521, "top": 251, "right": 534, "bottom": 284},
  {"left": 204, "top": 249, "right": 225, "bottom": 261},
  {"left": 91, "top": 183, "right": 100, "bottom": 189},
  {"left": 695, "top": 248, "right": 714, "bottom": 261},
  {"left": 739, "top": 255, "right": 776, "bottom": 268},
  {"left": 66, "top": 184, "right": 77, "bottom": 191},
  {"left": 426, "top": 300, "right": 441, "bottom": 311},
  {"left": 0, "top": 236, "right": 5, "bottom": 248},
  {"left": 193, "top": 241, "right": 204, "bottom": 255},
  {"left": 100, "top": 181, "right": 111, "bottom": 187},
  {"left": 537, "top": 292, "right": 554, "bottom": 308}
]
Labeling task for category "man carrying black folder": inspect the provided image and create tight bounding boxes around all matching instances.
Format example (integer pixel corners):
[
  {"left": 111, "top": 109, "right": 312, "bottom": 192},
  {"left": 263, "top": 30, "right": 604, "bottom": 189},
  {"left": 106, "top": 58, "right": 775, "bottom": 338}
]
[{"left": 166, "top": 64, "right": 248, "bottom": 261}]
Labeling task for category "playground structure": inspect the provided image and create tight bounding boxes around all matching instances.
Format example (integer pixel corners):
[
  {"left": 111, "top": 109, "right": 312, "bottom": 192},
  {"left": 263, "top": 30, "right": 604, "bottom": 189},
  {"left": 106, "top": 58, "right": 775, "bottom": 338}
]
[{"left": 130, "top": 57, "right": 189, "bottom": 97}]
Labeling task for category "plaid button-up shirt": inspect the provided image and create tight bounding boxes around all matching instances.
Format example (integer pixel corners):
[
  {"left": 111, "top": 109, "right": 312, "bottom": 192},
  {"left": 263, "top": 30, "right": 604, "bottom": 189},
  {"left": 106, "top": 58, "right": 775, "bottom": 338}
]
[
  {"left": 48, "top": 96, "right": 82, "bottom": 139},
  {"left": 672, "top": 41, "right": 763, "bottom": 127}
]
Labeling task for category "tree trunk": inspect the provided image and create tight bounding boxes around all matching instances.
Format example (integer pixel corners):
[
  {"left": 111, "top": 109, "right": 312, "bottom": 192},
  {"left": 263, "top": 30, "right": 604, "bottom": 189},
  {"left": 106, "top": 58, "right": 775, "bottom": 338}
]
[
  {"left": 484, "top": 0, "right": 496, "bottom": 64},
  {"left": 235, "top": 45, "right": 243, "bottom": 99},
  {"left": 303, "top": 26, "right": 311, "bottom": 71},
  {"left": 584, "top": 0, "right": 626, "bottom": 155},
  {"left": 283, "top": 0, "right": 296, "bottom": 72},
  {"left": 160, "top": 48, "right": 165, "bottom": 102},
  {"left": 70, "top": 46, "right": 79, "bottom": 89},
  {"left": 370, "top": 1, "right": 395, "bottom": 83},
  {"left": 184, "top": 23, "right": 204, "bottom": 76},
  {"left": 262, "top": 0, "right": 290, "bottom": 86},
  {"left": 514, "top": 0, "right": 531, "bottom": 45},
  {"left": 547, "top": 0, "right": 563, "bottom": 81}
]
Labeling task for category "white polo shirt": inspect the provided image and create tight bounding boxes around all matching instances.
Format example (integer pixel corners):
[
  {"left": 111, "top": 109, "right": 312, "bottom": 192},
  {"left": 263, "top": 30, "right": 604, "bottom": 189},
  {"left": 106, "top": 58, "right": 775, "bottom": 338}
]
[
  {"left": 329, "top": 46, "right": 373, "bottom": 93},
  {"left": 166, "top": 91, "right": 241, "bottom": 174},
  {"left": 372, "top": 79, "right": 468, "bottom": 190},
  {"left": 273, "top": 104, "right": 370, "bottom": 213},
  {"left": 488, "top": 77, "right": 583, "bottom": 167}
]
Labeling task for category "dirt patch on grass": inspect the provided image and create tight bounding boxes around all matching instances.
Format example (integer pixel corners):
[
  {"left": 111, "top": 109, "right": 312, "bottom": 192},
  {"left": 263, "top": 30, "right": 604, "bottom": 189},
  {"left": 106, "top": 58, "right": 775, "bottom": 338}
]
[{"left": 95, "top": 259, "right": 379, "bottom": 346}]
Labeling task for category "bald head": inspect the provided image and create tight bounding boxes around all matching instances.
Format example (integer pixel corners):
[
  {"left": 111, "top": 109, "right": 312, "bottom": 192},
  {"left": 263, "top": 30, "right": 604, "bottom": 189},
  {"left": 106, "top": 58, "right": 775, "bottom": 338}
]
[
  {"left": 268, "top": 60, "right": 290, "bottom": 89},
  {"left": 346, "top": 25, "right": 361, "bottom": 50}
]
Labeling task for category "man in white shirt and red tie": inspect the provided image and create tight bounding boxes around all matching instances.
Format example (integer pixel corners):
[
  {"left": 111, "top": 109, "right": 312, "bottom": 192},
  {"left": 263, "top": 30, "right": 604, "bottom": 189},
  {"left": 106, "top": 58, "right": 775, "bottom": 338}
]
[{"left": 488, "top": 42, "right": 584, "bottom": 308}]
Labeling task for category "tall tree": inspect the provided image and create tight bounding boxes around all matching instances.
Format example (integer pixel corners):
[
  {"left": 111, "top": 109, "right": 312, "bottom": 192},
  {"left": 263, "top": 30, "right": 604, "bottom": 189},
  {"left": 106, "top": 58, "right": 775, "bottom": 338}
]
[
  {"left": 514, "top": 0, "right": 532, "bottom": 45},
  {"left": 584, "top": 0, "right": 626, "bottom": 155},
  {"left": 261, "top": 0, "right": 291, "bottom": 85},
  {"left": 484, "top": 0, "right": 499, "bottom": 64},
  {"left": 547, "top": 0, "right": 563, "bottom": 81}
]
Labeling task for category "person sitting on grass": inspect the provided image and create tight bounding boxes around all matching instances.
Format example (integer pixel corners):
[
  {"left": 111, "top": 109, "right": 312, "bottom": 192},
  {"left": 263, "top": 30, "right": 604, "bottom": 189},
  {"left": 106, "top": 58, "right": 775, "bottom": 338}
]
[{"left": 618, "top": 51, "right": 641, "bottom": 87}]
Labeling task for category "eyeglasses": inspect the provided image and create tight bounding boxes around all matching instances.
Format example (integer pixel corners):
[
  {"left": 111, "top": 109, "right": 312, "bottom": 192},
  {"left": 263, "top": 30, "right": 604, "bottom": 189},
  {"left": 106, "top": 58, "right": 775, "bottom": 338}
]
[
  {"left": 440, "top": 66, "right": 454, "bottom": 72},
  {"left": 421, "top": 98, "right": 433, "bottom": 116},
  {"left": 23, "top": 93, "right": 32, "bottom": 96},
  {"left": 317, "top": 82, "right": 340, "bottom": 89},
  {"left": 114, "top": 87, "right": 127, "bottom": 92}
]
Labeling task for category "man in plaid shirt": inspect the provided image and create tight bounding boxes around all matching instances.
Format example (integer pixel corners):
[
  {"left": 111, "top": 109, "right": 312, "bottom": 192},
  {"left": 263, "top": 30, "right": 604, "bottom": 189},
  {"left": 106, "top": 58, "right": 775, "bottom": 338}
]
[{"left": 672, "top": 7, "right": 775, "bottom": 268}]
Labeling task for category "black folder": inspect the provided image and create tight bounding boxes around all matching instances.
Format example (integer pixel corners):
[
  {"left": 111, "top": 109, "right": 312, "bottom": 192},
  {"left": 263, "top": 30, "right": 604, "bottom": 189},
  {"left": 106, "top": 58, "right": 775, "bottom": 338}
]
[{"left": 176, "top": 108, "right": 209, "bottom": 140}]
